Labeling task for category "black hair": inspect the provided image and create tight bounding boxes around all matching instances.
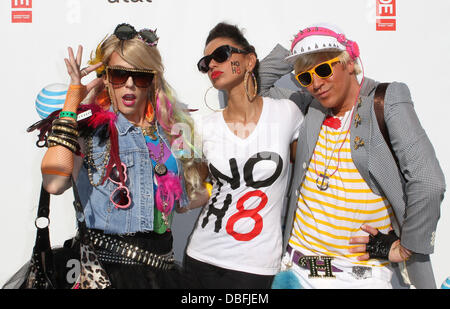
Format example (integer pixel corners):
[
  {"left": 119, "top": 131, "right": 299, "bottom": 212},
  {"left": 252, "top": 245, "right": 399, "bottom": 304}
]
[{"left": 206, "top": 22, "right": 260, "bottom": 92}]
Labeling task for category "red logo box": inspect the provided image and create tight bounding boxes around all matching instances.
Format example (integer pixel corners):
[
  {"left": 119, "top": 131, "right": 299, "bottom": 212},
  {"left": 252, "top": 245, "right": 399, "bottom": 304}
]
[
  {"left": 376, "top": 19, "right": 396, "bottom": 31},
  {"left": 377, "top": 0, "right": 396, "bottom": 17},
  {"left": 12, "top": 11, "right": 32, "bottom": 23},
  {"left": 11, "top": 0, "right": 32, "bottom": 9}
]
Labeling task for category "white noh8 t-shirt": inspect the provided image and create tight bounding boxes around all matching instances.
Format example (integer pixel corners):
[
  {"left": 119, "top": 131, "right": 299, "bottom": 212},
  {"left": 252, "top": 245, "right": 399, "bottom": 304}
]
[{"left": 187, "top": 97, "right": 303, "bottom": 275}]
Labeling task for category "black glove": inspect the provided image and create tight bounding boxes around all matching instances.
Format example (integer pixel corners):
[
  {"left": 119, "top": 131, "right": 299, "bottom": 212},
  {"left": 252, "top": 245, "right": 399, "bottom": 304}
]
[{"left": 366, "top": 230, "right": 399, "bottom": 260}]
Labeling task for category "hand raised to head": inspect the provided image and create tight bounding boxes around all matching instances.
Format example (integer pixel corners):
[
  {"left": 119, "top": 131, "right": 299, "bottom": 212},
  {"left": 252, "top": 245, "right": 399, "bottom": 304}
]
[{"left": 64, "top": 45, "right": 103, "bottom": 92}]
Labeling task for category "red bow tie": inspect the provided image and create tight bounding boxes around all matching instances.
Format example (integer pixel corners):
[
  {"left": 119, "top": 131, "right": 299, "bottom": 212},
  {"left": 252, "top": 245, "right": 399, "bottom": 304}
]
[{"left": 323, "top": 116, "right": 341, "bottom": 129}]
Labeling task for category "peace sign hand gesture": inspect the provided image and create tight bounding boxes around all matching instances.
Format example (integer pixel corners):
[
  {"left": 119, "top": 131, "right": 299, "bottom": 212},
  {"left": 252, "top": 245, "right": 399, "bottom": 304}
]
[{"left": 64, "top": 45, "right": 103, "bottom": 92}]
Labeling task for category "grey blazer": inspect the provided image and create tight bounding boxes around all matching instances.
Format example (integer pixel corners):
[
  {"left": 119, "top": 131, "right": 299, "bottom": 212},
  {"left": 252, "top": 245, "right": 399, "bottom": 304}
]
[{"left": 260, "top": 44, "right": 446, "bottom": 289}]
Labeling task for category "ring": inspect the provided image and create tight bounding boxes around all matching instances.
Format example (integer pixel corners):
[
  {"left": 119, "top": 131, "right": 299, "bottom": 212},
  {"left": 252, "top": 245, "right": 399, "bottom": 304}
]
[{"left": 80, "top": 67, "right": 88, "bottom": 76}]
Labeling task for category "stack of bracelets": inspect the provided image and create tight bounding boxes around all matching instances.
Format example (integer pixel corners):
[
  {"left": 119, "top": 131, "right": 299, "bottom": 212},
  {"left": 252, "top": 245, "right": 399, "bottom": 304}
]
[{"left": 47, "top": 111, "right": 80, "bottom": 154}]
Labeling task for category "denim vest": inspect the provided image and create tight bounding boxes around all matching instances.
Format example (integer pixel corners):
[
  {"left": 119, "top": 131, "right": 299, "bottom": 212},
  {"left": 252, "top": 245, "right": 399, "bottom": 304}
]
[{"left": 77, "top": 111, "right": 189, "bottom": 235}]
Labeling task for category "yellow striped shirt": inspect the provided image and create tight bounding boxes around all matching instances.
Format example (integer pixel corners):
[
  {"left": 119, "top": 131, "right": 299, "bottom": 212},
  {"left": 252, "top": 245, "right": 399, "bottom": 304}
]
[{"left": 289, "top": 113, "right": 393, "bottom": 271}]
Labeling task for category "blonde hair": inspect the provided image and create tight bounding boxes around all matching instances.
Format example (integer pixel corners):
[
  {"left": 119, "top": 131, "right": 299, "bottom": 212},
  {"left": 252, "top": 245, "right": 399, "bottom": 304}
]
[
  {"left": 294, "top": 50, "right": 362, "bottom": 76},
  {"left": 89, "top": 34, "right": 204, "bottom": 200}
]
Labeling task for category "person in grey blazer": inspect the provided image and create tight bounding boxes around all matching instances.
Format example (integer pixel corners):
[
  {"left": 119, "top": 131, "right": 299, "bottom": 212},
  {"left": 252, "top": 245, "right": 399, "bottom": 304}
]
[{"left": 259, "top": 25, "right": 445, "bottom": 289}]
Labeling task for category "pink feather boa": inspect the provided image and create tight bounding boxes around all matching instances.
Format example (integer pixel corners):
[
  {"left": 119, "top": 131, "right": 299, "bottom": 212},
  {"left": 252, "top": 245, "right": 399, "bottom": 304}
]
[{"left": 154, "top": 172, "right": 182, "bottom": 215}]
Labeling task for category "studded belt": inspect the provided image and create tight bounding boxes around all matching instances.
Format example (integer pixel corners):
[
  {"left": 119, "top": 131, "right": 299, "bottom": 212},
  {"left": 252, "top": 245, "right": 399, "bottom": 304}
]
[
  {"left": 287, "top": 245, "right": 373, "bottom": 280},
  {"left": 87, "top": 230, "right": 174, "bottom": 270}
]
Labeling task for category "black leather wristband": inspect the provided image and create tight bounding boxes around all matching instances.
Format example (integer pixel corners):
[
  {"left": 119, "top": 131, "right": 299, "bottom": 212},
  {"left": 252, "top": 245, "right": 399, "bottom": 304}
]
[{"left": 366, "top": 230, "right": 399, "bottom": 260}]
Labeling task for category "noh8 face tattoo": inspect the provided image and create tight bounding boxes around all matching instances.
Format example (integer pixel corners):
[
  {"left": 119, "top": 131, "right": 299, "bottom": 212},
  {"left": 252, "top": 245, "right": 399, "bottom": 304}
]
[{"left": 231, "top": 61, "right": 241, "bottom": 74}]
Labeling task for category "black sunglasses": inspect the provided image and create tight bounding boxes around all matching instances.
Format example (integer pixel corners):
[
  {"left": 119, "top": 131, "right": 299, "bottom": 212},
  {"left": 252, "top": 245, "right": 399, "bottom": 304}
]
[
  {"left": 106, "top": 66, "right": 156, "bottom": 88},
  {"left": 114, "top": 23, "right": 159, "bottom": 46},
  {"left": 197, "top": 45, "right": 248, "bottom": 73}
]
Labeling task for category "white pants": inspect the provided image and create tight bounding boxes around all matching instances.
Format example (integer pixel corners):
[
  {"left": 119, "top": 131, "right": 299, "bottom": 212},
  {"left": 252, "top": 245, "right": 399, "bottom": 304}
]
[{"left": 281, "top": 252, "right": 393, "bottom": 289}]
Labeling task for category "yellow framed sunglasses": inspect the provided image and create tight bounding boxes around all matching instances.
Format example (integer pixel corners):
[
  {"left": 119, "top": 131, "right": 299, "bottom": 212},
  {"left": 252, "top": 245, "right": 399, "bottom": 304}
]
[{"left": 295, "top": 56, "right": 341, "bottom": 87}]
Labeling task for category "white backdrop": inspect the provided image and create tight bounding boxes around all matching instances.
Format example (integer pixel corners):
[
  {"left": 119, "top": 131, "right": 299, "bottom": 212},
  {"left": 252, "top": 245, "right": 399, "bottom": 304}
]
[{"left": 1, "top": 0, "right": 449, "bottom": 288}]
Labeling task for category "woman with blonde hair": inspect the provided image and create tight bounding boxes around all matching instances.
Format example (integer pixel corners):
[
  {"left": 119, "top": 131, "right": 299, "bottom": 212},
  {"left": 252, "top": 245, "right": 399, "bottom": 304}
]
[{"left": 38, "top": 23, "right": 207, "bottom": 288}]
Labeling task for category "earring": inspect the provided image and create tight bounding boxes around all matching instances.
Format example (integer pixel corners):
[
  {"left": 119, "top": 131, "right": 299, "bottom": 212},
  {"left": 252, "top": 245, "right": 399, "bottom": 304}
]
[
  {"left": 145, "top": 99, "right": 155, "bottom": 122},
  {"left": 95, "top": 88, "right": 112, "bottom": 108},
  {"left": 244, "top": 71, "right": 258, "bottom": 102},
  {"left": 204, "top": 86, "right": 224, "bottom": 112}
]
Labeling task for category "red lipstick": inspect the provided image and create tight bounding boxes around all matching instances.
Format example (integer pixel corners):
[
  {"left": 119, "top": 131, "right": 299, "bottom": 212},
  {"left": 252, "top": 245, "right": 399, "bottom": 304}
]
[
  {"left": 122, "top": 94, "right": 137, "bottom": 107},
  {"left": 211, "top": 71, "right": 223, "bottom": 80}
]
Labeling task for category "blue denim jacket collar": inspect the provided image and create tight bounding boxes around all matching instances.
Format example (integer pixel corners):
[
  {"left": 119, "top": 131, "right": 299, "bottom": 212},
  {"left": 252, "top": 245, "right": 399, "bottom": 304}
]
[{"left": 114, "top": 108, "right": 136, "bottom": 136}]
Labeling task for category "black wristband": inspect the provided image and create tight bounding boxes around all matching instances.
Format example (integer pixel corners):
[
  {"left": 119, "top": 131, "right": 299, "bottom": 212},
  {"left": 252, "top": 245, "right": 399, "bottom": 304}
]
[{"left": 366, "top": 230, "right": 399, "bottom": 260}]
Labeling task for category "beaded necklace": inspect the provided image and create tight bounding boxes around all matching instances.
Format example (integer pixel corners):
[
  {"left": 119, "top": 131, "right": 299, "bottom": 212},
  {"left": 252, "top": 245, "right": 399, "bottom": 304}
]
[{"left": 144, "top": 131, "right": 172, "bottom": 229}]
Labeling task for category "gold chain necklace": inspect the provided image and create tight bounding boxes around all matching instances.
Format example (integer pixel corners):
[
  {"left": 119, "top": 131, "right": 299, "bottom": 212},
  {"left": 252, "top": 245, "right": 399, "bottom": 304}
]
[
  {"left": 139, "top": 120, "right": 168, "bottom": 176},
  {"left": 85, "top": 135, "right": 111, "bottom": 187},
  {"left": 142, "top": 123, "right": 158, "bottom": 141}
]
